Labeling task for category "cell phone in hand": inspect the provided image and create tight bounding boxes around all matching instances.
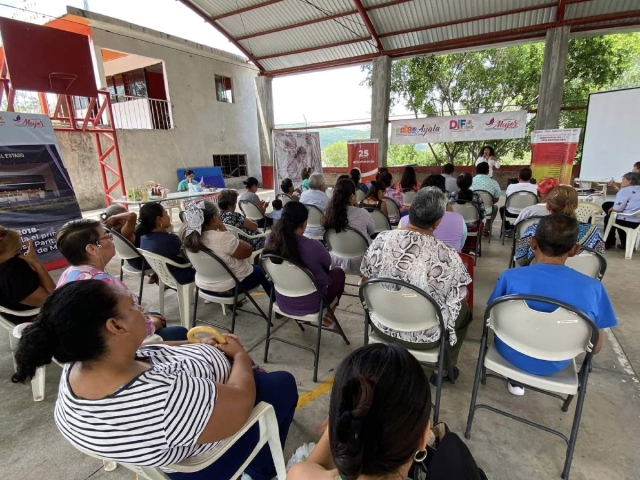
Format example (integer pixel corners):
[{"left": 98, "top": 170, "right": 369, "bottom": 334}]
[{"left": 265, "top": 197, "right": 271, "bottom": 203}]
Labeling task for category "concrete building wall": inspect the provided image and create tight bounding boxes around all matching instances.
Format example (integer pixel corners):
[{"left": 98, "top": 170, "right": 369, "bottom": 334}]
[{"left": 60, "top": 26, "right": 262, "bottom": 210}]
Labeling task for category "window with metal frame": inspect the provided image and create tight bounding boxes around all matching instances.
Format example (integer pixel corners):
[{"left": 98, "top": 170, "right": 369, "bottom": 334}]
[
  {"left": 213, "top": 154, "right": 247, "bottom": 178},
  {"left": 215, "top": 75, "right": 234, "bottom": 103}
]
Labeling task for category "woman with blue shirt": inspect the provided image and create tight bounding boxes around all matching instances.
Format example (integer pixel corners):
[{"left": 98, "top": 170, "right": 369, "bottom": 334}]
[
  {"left": 604, "top": 172, "right": 640, "bottom": 250},
  {"left": 489, "top": 215, "right": 617, "bottom": 396}
]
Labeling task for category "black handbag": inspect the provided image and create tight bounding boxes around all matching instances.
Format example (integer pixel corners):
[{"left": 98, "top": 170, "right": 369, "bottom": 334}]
[{"left": 411, "top": 423, "right": 488, "bottom": 480}]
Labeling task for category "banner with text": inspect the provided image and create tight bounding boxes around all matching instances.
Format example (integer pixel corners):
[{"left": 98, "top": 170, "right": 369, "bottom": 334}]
[
  {"left": 347, "top": 139, "right": 378, "bottom": 184},
  {"left": 273, "top": 132, "right": 322, "bottom": 193},
  {"left": 530, "top": 129, "right": 581, "bottom": 186},
  {"left": 390, "top": 110, "right": 528, "bottom": 145},
  {"left": 0, "top": 112, "right": 82, "bottom": 268}
]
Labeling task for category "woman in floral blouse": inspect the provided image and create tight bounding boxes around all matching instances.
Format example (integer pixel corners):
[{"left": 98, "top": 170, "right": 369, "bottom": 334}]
[
  {"left": 361, "top": 187, "right": 472, "bottom": 385},
  {"left": 217, "top": 189, "right": 265, "bottom": 251}
]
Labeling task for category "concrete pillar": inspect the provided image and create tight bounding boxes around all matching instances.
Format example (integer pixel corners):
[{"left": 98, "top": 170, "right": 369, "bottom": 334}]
[
  {"left": 370, "top": 56, "right": 392, "bottom": 166},
  {"left": 89, "top": 40, "right": 107, "bottom": 89},
  {"left": 535, "top": 26, "right": 570, "bottom": 130},
  {"left": 255, "top": 76, "right": 275, "bottom": 187}
]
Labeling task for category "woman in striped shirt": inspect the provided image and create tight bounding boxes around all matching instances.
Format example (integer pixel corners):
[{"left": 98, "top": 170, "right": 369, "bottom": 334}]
[{"left": 11, "top": 280, "right": 298, "bottom": 480}]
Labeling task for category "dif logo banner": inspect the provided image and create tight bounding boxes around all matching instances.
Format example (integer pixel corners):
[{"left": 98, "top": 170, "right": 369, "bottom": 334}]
[{"left": 449, "top": 119, "right": 474, "bottom": 131}]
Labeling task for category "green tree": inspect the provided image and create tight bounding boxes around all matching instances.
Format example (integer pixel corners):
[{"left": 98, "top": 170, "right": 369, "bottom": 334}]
[
  {"left": 322, "top": 140, "right": 348, "bottom": 167},
  {"left": 364, "top": 33, "right": 640, "bottom": 164}
]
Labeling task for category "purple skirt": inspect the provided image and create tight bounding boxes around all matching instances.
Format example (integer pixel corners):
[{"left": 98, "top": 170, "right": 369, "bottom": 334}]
[{"left": 275, "top": 269, "right": 346, "bottom": 317}]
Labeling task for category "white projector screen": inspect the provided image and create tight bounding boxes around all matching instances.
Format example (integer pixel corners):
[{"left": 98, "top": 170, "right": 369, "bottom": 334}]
[{"left": 581, "top": 88, "right": 640, "bottom": 182}]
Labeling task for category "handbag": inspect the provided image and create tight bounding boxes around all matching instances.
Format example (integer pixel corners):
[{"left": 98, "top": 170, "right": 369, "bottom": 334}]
[{"left": 411, "top": 423, "right": 488, "bottom": 480}]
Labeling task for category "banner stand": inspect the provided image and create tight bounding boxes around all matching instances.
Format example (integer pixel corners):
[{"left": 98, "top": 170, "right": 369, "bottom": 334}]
[
  {"left": 530, "top": 129, "right": 581, "bottom": 186},
  {"left": 348, "top": 139, "right": 379, "bottom": 184}
]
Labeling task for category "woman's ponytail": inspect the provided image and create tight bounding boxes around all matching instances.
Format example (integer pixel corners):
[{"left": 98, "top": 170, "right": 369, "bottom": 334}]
[{"left": 11, "top": 321, "right": 56, "bottom": 383}]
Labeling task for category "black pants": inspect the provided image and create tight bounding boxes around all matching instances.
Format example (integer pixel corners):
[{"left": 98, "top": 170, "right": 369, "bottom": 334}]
[
  {"left": 499, "top": 206, "right": 518, "bottom": 230},
  {"left": 604, "top": 212, "right": 640, "bottom": 247}
]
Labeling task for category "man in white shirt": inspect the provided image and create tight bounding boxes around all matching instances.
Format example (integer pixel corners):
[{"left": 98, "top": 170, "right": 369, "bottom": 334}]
[
  {"left": 501, "top": 167, "right": 539, "bottom": 231},
  {"left": 300, "top": 172, "right": 329, "bottom": 238},
  {"left": 441, "top": 163, "right": 458, "bottom": 193}
]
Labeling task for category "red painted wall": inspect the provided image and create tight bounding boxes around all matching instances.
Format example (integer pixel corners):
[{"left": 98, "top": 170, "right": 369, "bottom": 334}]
[{"left": 145, "top": 71, "right": 167, "bottom": 100}]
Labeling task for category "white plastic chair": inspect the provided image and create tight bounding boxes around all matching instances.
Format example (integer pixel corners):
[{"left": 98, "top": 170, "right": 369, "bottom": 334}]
[
  {"left": 324, "top": 227, "right": 370, "bottom": 278},
  {"left": 261, "top": 255, "right": 350, "bottom": 382},
  {"left": 276, "top": 193, "right": 294, "bottom": 205},
  {"left": 501, "top": 191, "right": 539, "bottom": 245},
  {"left": 138, "top": 249, "right": 195, "bottom": 329},
  {"left": 105, "top": 228, "right": 154, "bottom": 304},
  {"left": 304, "top": 205, "right": 325, "bottom": 240},
  {"left": 356, "top": 189, "right": 366, "bottom": 203},
  {"left": 531, "top": 246, "right": 607, "bottom": 280},
  {"left": 239, "top": 200, "right": 269, "bottom": 233},
  {"left": 359, "top": 278, "right": 454, "bottom": 424},
  {"left": 474, "top": 189, "right": 498, "bottom": 242},
  {"left": 451, "top": 200, "right": 482, "bottom": 265},
  {"left": 183, "top": 248, "right": 269, "bottom": 330},
  {"left": 72, "top": 402, "right": 286, "bottom": 480},
  {"left": 224, "top": 224, "right": 268, "bottom": 257},
  {"left": 603, "top": 209, "right": 640, "bottom": 259},
  {"left": 508, "top": 215, "right": 545, "bottom": 269},
  {"left": 362, "top": 206, "right": 391, "bottom": 233},
  {"left": 383, "top": 198, "right": 401, "bottom": 224},
  {"left": 1, "top": 308, "right": 44, "bottom": 401},
  {"left": 465, "top": 295, "right": 599, "bottom": 480},
  {"left": 326, "top": 187, "right": 334, "bottom": 199},
  {"left": 401, "top": 190, "right": 416, "bottom": 206},
  {"left": 575, "top": 202, "right": 603, "bottom": 225}
]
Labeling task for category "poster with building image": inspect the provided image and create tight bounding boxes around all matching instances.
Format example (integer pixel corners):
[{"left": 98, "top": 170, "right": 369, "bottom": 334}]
[
  {"left": 273, "top": 132, "right": 322, "bottom": 193},
  {"left": 0, "top": 112, "right": 82, "bottom": 268}
]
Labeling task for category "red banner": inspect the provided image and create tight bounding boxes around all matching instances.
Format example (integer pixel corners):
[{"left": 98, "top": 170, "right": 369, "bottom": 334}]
[
  {"left": 348, "top": 139, "right": 379, "bottom": 184},
  {"left": 530, "top": 129, "right": 581, "bottom": 185}
]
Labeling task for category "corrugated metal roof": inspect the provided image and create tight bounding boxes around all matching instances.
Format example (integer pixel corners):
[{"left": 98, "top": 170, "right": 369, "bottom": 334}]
[{"left": 180, "top": 0, "right": 640, "bottom": 75}]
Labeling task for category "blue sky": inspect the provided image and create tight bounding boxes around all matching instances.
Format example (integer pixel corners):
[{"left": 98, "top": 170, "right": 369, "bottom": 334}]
[{"left": 0, "top": 0, "right": 413, "bottom": 125}]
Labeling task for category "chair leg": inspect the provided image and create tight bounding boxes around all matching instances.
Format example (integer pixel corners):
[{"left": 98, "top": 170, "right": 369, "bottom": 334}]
[
  {"left": 231, "top": 286, "right": 239, "bottom": 334},
  {"left": 561, "top": 368, "right": 590, "bottom": 479},
  {"left": 264, "top": 298, "right": 274, "bottom": 363},
  {"left": 625, "top": 229, "right": 636, "bottom": 259},
  {"left": 433, "top": 339, "right": 446, "bottom": 424},
  {"left": 364, "top": 313, "right": 370, "bottom": 345},
  {"left": 222, "top": 304, "right": 227, "bottom": 315},
  {"left": 138, "top": 269, "right": 144, "bottom": 305},
  {"left": 501, "top": 216, "right": 506, "bottom": 245},
  {"left": 327, "top": 308, "right": 350, "bottom": 345},
  {"left": 313, "top": 309, "right": 323, "bottom": 383},
  {"left": 31, "top": 365, "right": 46, "bottom": 402},
  {"left": 264, "top": 408, "right": 287, "bottom": 480},
  {"left": 158, "top": 278, "right": 165, "bottom": 316},
  {"left": 119, "top": 259, "right": 124, "bottom": 281},
  {"left": 561, "top": 394, "right": 575, "bottom": 413},
  {"left": 192, "top": 287, "right": 199, "bottom": 329},
  {"left": 102, "top": 460, "right": 117, "bottom": 472},
  {"left": 465, "top": 335, "right": 488, "bottom": 439},
  {"left": 177, "top": 284, "right": 194, "bottom": 330}
]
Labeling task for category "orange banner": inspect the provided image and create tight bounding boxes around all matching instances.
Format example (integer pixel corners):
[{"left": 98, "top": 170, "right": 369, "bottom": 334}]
[{"left": 530, "top": 129, "right": 581, "bottom": 185}]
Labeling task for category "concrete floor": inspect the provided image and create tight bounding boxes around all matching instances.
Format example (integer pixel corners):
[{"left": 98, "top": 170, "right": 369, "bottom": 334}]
[{"left": 1, "top": 207, "right": 639, "bottom": 480}]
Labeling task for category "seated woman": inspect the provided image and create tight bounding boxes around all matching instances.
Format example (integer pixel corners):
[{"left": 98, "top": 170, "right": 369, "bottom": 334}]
[
  {"left": 102, "top": 203, "right": 144, "bottom": 271},
  {"left": 177, "top": 168, "right": 196, "bottom": 192},
  {"left": 516, "top": 185, "right": 605, "bottom": 266},
  {"left": 138, "top": 202, "right": 195, "bottom": 285},
  {"left": 217, "top": 189, "right": 265, "bottom": 252},
  {"left": 55, "top": 219, "right": 187, "bottom": 341},
  {"left": 0, "top": 227, "right": 55, "bottom": 324},
  {"left": 350, "top": 168, "right": 368, "bottom": 194},
  {"left": 361, "top": 188, "right": 472, "bottom": 384},
  {"left": 239, "top": 177, "right": 271, "bottom": 228},
  {"left": 289, "top": 344, "right": 484, "bottom": 480},
  {"left": 181, "top": 201, "right": 272, "bottom": 297},
  {"left": 394, "top": 165, "right": 420, "bottom": 192},
  {"left": 604, "top": 172, "right": 640, "bottom": 250},
  {"left": 379, "top": 170, "right": 405, "bottom": 223},
  {"left": 263, "top": 202, "right": 346, "bottom": 329},
  {"left": 322, "top": 179, "right": 375, "bottom": 275},
  {"left": 300, "top": 167, "right": 313, "bottom": 190},
  {"left": 280, "top": 178, "right": 301, "bottom": 200},
  {"left": 358, "top": 180, "right": 388, "bottom": 217},
  {"left": 12, "top": 280, "right": 298, "bottom": 480}
]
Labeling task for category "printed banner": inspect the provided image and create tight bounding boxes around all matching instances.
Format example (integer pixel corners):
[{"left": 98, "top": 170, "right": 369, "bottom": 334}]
[
  {"left": 348, "top": 139, "right": 378, "bottom": 184},
  {"left": 0, "top": 112, "right": 82, "bottom": 268},
  {"left": 273, "top": 132, "right": 322, "bottom": 193},
  {"left": 390, "top": 111, "right": 528, "bottom": 145},
  {"left": 530, "top": 129, "right": 581, "bottom": 186}
]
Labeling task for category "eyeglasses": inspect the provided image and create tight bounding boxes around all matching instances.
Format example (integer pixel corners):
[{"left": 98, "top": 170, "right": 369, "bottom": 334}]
[{"left": 95, "top": 232, "right": 114, "bottom": 246}]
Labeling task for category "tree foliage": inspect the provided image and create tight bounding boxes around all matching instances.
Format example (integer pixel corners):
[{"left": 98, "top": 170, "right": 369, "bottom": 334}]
[
  {"left": 322, "top": 140, "right": 348, "bottom": 167},
  {"left": 363, "top": 33, "right": 640, "bottom": 165}
]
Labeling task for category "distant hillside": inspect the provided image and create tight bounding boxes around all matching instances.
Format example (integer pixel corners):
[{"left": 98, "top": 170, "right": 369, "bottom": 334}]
[{"left": 277, "top": 126, "right": 371, "bottom": 149}]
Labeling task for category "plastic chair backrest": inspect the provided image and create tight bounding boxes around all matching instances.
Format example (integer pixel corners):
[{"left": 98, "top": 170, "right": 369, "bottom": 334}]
[
  {"left": 514, "top": 215, "right": 544, "bottom": 240},
  {"left": 474, "top": 189, "right": 494, "bottom": 209},
  {"left": 383, "top": 198, "right": 400, "bottom": 218},
  {"left": 138, "top": 249, "right": 185, "bottom": 288},
  {"left": 402, "top": 190, "right": 416, "bottom": 206},
  {"left": 451, "top": 200, "right": 480, "bottom": 224},
  {"left": 239, "top": 200, "right": 265, "bottom": 221},
  {"left": 326, "top": 187, "right": 334, "bottom": 199},
  {"left": 106, "top": 228, "right": 142, "bottom": 261},
  {"left": 183, "top": 248, "right": 237, "bottom": 285},
  {"left": 261, "top": 255, "right": 319, "bottom": 298},
  {"left": 277, "top": 194, "right": 293, "bottom": 205},
  {"left": 324, "top": 227, "right": 369, "bottom": 259},
  {"left": 505, "top": 191, "right": 538, "bottom": 212},
  {"left": 306, "top": 205, "right": 324, "bottom": 228},
  {"left": 363, "top": 207, "right": 391, "bottom": 232},
  {"left": 565, "top": 248, "right": 606, "bottom": 280},
  {"left": 487, "top": 295, "right": 598, "bottom": 361},
  {"left": 356, "top": 190, "right": 366, "bottom": 203},
  {"left": 575, "top": 202, "right": 603, "bottom": 224},
  {"left": 360, "top": 278, "right": 444, "bottom": 333},
  {"left": 0, "top": 306, "right": 40, "bottom": 332}
]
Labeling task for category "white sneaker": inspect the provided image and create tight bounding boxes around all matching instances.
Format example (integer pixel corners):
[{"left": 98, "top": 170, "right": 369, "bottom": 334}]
[{"left": 508, "top": 382, "right": 525, "bottom": 396}]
